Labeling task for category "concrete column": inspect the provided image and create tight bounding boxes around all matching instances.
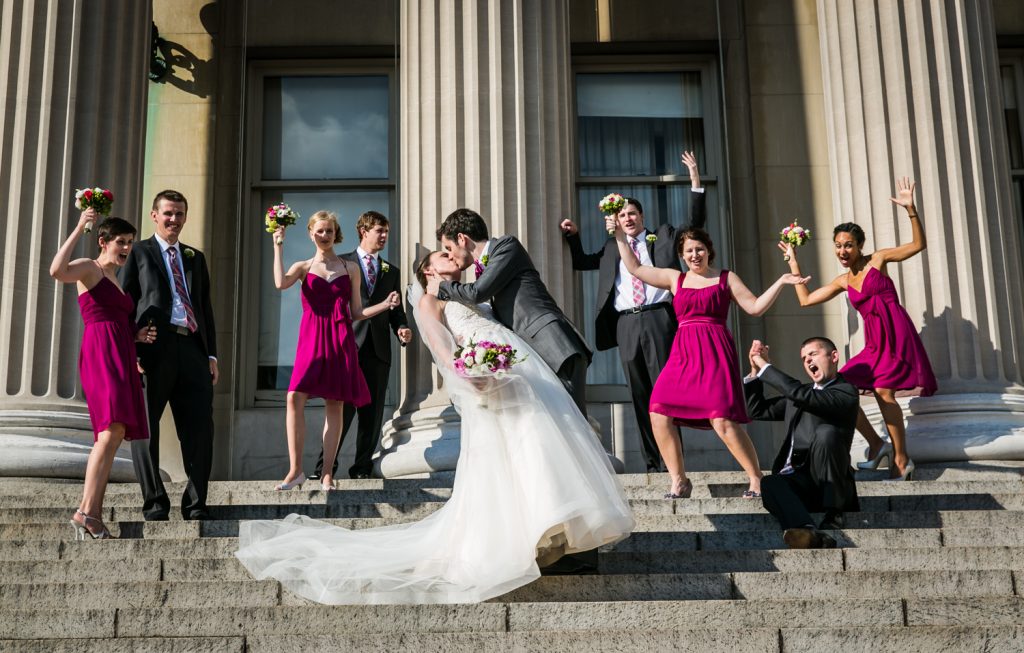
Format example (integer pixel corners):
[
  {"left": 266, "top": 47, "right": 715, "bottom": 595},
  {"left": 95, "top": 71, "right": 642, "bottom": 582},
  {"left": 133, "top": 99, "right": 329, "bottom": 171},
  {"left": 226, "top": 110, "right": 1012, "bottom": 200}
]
[
  {"left": 377, "top": 0, "right": 575, "bottom": 477},
  {"left": 0, "top": 0, "right": 151, "bottom": 478},
  {"left": 817, "top": 0, "right": 1024, "bottom": 460}
]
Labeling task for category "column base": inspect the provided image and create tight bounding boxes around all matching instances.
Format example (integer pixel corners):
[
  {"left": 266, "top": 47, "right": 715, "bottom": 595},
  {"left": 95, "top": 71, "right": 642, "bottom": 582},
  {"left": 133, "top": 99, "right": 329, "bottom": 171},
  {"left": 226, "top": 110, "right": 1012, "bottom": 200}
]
[
  {"left": 0, "top": 433, "right": 136, "bottom": 481},
  {"left": 374, "top": 405, "right": 462, "bottom": 478},
  {"left": 853, "top": 392, "right": 1024, "bottom": 463}
]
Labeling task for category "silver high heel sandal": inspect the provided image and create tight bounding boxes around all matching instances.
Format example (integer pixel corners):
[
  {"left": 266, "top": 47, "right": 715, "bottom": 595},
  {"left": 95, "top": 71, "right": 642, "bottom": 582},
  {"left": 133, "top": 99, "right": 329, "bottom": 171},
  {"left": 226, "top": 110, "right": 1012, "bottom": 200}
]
[
  {"left": 68, "top": 509, "right": 113, "bottom": 540},
  {"left": 274, "top": 473, "right": 306, "bottom": 491},
  {"left": 856, "top": 441, "right": 893, "bottom": 470}
]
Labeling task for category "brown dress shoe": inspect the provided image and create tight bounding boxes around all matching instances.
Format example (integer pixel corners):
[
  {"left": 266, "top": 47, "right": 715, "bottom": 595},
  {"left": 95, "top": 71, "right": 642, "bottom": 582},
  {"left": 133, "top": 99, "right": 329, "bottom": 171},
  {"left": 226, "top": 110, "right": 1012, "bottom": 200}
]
[{"left": 783, "top": 527, "right": 836, "bottom": 549}]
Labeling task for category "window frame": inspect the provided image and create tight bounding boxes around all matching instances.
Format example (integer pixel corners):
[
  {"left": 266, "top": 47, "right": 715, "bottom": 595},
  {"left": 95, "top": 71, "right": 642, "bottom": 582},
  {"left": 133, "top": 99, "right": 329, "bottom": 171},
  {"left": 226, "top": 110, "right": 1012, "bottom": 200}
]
[
  {"left": 237, "top": 59, "right": 399, "bottom": 407},
  {"left": 570, "top": 55, "right": 726, "bottom": 397}
]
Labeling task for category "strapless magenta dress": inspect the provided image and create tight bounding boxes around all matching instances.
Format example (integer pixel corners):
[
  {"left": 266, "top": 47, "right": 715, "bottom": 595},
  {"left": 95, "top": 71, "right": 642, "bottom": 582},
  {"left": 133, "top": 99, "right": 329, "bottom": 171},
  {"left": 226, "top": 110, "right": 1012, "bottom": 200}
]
[
  {"left": 650, "top": 270, "right": 749, "bottom": 429},
  {"left": 77, "top": 277, "right": 149, "bottom": 441},
  {"left": 287, "top": 273, "right": 370, "bottom": 405},
  {"left": 841, "top": 266, "right": 937, "bottom": 396}
]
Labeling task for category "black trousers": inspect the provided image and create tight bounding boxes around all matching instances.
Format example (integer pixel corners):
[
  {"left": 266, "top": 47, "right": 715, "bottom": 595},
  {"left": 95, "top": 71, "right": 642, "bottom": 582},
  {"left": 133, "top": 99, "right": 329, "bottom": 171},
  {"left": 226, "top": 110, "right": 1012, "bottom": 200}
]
[
  {"left": 315, "top": 344, "right": 391, "bottom": 478},
  {"left": 616, "top": 306, "right": 675, "bottom": 471},
  {"left": 133, "top": 328, "right": 214, "bottom": 520},
  {"left": 557, "top": 353, "right": 589, "bottom": 417},
  {"left": 761, "top": 431, "right": 859, "bottom": 530}
]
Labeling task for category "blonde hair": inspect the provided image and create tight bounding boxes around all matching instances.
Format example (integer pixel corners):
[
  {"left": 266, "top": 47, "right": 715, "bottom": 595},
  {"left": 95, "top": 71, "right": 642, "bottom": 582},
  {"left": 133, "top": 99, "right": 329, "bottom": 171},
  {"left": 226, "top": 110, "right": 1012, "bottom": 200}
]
[{"left": 307, "top": 210, "right": 343, "bottom": 244}]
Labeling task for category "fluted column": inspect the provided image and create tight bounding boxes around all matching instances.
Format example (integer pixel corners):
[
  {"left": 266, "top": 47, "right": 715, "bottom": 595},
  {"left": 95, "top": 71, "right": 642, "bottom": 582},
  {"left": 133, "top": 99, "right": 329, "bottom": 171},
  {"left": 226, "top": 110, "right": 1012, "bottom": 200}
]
[
  {"left": 377, "top": 0, "right": 575, "bottom": 477},
  {"left": 0, "top": 0, "right": 151, "bottom": 478},
  {"left": 817, "top": 0, "right": 1024, "bottom": 460}
]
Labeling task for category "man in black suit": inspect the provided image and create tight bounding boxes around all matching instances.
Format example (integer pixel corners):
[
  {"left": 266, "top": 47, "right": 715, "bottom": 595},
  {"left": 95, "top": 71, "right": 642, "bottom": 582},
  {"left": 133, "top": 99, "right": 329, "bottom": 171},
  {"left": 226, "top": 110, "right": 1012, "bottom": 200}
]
[
  {"left": 311, "top": 211, "right": 412, "bottom": 480},
  {"left": 118, "top": 190, "right": 217, "bottom": 521},
  {"left": 558, "top": 152, "right": 706, "bottom": 471},
  {"left": 744, "top": 337, "right": 861, "bottom": 549}
]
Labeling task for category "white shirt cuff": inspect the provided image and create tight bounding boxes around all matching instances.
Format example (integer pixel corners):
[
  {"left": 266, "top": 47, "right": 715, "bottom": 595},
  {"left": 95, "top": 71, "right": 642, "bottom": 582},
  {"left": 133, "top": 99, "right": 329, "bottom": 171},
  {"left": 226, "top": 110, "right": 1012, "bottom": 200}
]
[
  {"left": 690, "top": 187, "right": 705, "bottom": 194},
  {"left": 756, "top": 363, "right": 772, "bottom": 378}
]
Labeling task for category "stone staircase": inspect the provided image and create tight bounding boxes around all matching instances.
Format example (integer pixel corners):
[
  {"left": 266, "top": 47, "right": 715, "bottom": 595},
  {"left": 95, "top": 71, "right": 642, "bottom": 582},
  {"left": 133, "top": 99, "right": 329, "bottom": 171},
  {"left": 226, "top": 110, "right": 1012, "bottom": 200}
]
[{"left": 3, "top": 462, "right": 1024, "bottom": 652}]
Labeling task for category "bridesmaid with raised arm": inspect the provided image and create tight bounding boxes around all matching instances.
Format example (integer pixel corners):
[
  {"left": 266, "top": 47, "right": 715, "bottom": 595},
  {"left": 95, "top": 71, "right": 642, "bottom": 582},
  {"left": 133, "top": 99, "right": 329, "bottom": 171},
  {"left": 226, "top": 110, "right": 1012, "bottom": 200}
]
[
  {"left": 615, "top": 220, "right": 809, "bottom": 499},
  {"left": 779, "top": 177, "right": 937, "bottom": 481},
  {"left": 271, "top": 211, "right": 399, "bottom": 492},
  {"left": 49, "top": 211, "right": 156, "bottom": 539}
]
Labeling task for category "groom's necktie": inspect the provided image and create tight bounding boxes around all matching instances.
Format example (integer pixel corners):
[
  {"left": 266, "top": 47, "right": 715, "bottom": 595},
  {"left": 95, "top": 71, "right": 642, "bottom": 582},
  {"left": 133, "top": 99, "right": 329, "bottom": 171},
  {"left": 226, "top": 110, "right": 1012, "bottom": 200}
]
[
  {"left": 167, "top": 246, "right": 197, "bottom": 332},
  {"left": 628, "top": 237, "right": 646, "bottom": 306},
  {"left": 474, "top": 259, "right": 485, "bottom": 277}
]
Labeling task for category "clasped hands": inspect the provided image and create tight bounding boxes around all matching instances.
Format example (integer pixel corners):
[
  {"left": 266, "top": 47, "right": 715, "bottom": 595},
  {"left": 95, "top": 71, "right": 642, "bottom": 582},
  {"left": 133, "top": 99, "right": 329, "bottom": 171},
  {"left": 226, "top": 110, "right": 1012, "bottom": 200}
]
[{"left": 748, "top": 339, "right": 771, "bottom": 378}]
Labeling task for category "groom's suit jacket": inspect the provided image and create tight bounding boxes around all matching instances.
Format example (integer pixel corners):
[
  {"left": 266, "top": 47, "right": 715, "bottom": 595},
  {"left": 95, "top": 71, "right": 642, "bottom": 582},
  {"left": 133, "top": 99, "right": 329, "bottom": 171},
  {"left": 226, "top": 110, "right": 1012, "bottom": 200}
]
[
  {"left": 744, "top": 365, "right": 860, "bottom": 511},
  {"left": 438, "top": 235, "right": 592, "bottom": 373}
]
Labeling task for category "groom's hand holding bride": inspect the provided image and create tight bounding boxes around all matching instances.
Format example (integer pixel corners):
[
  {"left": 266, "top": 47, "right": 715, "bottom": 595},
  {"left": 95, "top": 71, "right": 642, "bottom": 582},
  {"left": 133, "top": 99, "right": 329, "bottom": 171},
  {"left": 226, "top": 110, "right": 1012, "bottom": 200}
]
[{"left": 424, "top": 269, "right": 442, "bottom": 297}]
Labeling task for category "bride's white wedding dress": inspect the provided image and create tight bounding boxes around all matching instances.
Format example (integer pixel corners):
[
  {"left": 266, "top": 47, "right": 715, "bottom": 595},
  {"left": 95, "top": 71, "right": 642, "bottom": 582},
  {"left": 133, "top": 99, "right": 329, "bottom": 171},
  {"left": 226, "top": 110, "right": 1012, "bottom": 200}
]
[{"left": 235, "top": 299, "right": 634, "bottom": 604}]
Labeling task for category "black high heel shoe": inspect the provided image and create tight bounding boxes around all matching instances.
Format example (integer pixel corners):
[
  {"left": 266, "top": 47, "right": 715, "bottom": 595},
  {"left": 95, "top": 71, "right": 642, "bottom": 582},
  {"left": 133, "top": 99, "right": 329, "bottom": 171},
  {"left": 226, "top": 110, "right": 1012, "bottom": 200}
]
[{"left": 664, "top": 477, "right": 693, "bottom": 499}]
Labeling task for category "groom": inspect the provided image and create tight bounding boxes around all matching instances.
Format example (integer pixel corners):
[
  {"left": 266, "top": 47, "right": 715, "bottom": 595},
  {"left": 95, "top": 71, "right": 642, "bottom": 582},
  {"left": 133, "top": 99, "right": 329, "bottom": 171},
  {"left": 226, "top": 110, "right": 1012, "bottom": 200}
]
[{"left": 426, "top": 208, "right": 592, "bottom": 415}]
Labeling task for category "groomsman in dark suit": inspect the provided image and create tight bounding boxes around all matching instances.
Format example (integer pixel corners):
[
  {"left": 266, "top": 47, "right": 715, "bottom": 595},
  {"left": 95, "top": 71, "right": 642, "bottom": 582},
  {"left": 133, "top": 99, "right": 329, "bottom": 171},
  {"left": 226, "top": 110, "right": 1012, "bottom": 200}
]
[
  {"left": 311, "top": 211, "right": 412, "bottom": 480},
  {"left": 559, "top": 152, "right": 707, "bottom": 471},
  {"left": 744, "top": 337, "right": 861, "bottom": 549},
  {"left": 118, "top": 190, "right": 217, "bottom": 521}
]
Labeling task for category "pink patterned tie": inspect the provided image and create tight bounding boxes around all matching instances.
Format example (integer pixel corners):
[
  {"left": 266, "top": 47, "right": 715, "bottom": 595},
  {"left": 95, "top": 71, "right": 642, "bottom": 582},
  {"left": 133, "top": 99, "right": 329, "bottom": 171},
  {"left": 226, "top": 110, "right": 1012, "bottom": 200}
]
[
  {"left": 474, "top": 259, "right": 485, "bottom": 277},
  {"left": 167, "top": 246, "right": 197, "bottom": 332},
  {"left": 628, "top": 238, "right": 646, "bottom": 307},
  {"left": 364, "top": 254, "right": 377, "bottom": 294}
]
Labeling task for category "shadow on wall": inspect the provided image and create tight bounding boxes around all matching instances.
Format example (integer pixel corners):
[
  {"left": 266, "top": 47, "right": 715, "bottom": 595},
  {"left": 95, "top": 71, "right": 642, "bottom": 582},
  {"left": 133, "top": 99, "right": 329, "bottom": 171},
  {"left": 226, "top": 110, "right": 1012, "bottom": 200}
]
[
  {"left": 916, "top": 306, "right": 1018, "bottom": 393},
  {"left": 151, "top": 3, "right": 218, "bottom": 99}
]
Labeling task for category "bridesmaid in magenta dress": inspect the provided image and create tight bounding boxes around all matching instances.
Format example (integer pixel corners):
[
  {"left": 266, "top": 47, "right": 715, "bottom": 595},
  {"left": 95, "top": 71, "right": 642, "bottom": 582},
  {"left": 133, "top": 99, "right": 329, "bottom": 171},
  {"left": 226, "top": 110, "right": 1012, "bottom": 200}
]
[
  {"left": 50, "top": 212, "right": 155, "bottom": 539},
  {"left": 271, "top": 211, "right": 399, "bottom": 492},
  {"left": 615, "top": 221, "right": 809, "bottom": 499},
  {"left": 781, "top": 176, "right": 935, "bottom": 481}
]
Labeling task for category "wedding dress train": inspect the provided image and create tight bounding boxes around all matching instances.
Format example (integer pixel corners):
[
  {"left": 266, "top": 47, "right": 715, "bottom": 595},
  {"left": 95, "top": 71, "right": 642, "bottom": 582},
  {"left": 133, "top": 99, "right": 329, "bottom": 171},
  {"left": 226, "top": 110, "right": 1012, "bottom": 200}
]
[{"left": 235, "top": 299, "right": 634, "bottom": 604}]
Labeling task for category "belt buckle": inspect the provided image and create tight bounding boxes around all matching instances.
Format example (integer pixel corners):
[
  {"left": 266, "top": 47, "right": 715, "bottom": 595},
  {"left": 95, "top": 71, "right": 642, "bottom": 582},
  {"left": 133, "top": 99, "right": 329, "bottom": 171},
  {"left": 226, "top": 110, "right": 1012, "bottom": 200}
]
[
  {"left": 627, "top": 306, "right": 642, "bottom": 314},
  {"left": 174, "top": 325, "right": 189, "bottom": 336}
]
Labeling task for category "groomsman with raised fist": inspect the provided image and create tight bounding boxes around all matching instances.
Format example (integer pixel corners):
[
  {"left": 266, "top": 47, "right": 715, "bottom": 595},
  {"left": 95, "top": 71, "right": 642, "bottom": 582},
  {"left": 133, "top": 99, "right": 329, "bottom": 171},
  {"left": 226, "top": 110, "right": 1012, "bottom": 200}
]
[{"left": 559, "top": 152, "right": 706, "bottom": 472}]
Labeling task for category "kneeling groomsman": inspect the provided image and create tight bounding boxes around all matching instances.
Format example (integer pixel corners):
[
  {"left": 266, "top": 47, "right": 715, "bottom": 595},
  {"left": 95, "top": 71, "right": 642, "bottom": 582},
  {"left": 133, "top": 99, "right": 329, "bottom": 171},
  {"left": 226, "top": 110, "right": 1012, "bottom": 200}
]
[{"left": 744, "top": 337, "right": 860, "bottom": 549}]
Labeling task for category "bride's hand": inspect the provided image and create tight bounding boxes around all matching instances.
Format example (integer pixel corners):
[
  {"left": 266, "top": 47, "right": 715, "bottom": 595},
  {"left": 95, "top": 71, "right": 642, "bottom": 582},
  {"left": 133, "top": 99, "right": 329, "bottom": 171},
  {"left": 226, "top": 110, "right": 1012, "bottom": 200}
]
[{"left": 425, "top": 271, "right": 442, "bottom": 297}]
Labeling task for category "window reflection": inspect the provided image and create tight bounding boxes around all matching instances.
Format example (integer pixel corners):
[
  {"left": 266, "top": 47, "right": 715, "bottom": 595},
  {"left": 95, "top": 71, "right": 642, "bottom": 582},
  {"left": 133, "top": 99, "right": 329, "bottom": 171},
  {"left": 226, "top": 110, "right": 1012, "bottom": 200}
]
[{"left": 262, "top": 76, "right": 389, "bottom": 180}]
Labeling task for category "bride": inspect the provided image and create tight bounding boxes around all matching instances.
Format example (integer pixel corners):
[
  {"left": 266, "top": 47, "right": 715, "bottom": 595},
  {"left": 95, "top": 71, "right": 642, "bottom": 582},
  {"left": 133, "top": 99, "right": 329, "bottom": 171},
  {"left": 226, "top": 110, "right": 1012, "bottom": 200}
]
[{"left": 235, "top": 251, "right": 634, "bottom": 604}]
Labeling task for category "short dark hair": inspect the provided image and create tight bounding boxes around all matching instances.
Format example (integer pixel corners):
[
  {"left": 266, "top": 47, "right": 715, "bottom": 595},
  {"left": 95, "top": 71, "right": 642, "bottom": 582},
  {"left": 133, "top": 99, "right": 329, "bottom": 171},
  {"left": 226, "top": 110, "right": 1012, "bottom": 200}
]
[
  {"left": 833, "top": 222, "right": 865, "bottom": 247},
  {"left": 152, "top": 189, "right": 188, "bottom": 212},
  {"left": 801, "top": 336, "right": 838, "bottom": 353},
  {"left": 622, "top": 197, "right": 644, "bottom": 215},
  {"left": 356, "top": 210, "right": 389, "bottom": 237},
  {"left": 96, "top": 217, "right": 137, "bottom": 242},
  {"left": 436, "top": 208, "right": 489, "bottom": 243},
  {"left": 676, "top": 227, "right": 716, "bottom": 264}
]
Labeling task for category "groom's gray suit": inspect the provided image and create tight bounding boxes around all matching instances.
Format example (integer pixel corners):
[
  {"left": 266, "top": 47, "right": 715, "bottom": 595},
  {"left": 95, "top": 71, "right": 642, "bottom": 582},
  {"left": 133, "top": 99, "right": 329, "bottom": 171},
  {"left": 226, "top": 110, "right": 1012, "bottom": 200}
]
[{"left": 437, "top": 235, "right": 592, "bottom": 413}]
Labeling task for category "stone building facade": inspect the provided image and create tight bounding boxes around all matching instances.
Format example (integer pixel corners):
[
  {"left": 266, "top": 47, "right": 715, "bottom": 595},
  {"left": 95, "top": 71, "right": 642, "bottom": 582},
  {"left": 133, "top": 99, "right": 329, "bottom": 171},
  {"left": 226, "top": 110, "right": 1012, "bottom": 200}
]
[{"left": 2, "top": 0, "right": 1023, "bottom": 480}]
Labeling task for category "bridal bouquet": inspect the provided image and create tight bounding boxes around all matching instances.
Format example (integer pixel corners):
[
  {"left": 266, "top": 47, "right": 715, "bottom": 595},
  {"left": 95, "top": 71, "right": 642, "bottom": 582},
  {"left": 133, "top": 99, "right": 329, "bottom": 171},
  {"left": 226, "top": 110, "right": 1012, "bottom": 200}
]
[
  {"left": 598, "top": 192, "right": 625, "bottom": 235},
  {"left": 74, "top": 187, "right": 114, "bottom": 233},
  {"left": 779, "top": 220, "right": 811, "bottom": 261},
  {"left": 453, "top": 339, "right": 525, "bottom": 378},
  {"left": 265, "top": 203, "right": 300, "bottom": 244}
]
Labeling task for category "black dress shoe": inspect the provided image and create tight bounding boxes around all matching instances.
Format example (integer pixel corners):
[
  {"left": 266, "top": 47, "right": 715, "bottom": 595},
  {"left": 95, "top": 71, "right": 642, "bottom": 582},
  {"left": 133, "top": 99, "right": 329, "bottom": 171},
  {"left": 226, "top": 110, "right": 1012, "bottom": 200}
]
[
  {"left": 184, "top": 510, "right": 212, "bottom": 521},
  {"left": 350, "top": 472, "right": 371, "bottom": 480},
  {"left": 819, "top": 511, "right": 845, "bottom": 530},
  {"left": 783, "top": 527, "right": 836, "bottom": 549},
  {"left": 143, "top": 513, "right": 170, "bottom": 522}
]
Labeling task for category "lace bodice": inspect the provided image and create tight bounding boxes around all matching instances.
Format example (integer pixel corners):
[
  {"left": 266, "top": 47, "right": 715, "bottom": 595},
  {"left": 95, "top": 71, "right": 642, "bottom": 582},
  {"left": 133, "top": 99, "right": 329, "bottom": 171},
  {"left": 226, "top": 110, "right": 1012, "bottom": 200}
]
[{"left": 443, "top": 301, "right": 500, "bottom": 344}]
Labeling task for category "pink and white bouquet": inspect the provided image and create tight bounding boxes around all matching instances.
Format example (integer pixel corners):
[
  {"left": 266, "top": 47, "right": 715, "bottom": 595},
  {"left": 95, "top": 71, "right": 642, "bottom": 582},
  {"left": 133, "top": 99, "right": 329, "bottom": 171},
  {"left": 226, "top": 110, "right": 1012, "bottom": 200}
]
[
  {"left": 265, "top": 203, "right": 300, "bottom": 244},
  {"left": 453, "top": 339, "right": 525, "bottom": 378},
  {"left": 779, "top": 220, "right": 811, "bottom": 260},
  {"left": 74, "top": 187, "right": 114, "bottom": 233},
  {"left": 598, "top": 192, "right": 626, "bottom": 235}
]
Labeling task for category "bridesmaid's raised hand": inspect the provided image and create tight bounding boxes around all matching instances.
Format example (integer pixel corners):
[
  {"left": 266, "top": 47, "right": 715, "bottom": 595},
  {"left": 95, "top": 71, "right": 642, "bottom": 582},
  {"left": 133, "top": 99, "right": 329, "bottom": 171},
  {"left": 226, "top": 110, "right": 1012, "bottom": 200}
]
[
  {"left": 273, "top": 225, "right": 286, "bottom": 246},
  {"left": 777, "top": 241, "right": 796, "bottom": 263},
  {"left": 889, "top": 176, "right": 917, "bottom": 209}
]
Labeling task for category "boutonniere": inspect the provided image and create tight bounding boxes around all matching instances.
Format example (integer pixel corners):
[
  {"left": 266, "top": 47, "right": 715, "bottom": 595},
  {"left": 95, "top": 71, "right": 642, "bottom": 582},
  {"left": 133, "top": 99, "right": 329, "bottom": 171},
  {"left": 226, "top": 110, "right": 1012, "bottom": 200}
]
[
  {"left": 381, "top": 261, "right": 390, "bottom": 273},
  {"left": 183, "top": 247, "right": 196, "bottom": 259},
  {"left": 480, "top": 254, "right": 490, "bottom": 266},
  {"left": 645, "top": 234, "right": 657, "bottom": 244}
]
